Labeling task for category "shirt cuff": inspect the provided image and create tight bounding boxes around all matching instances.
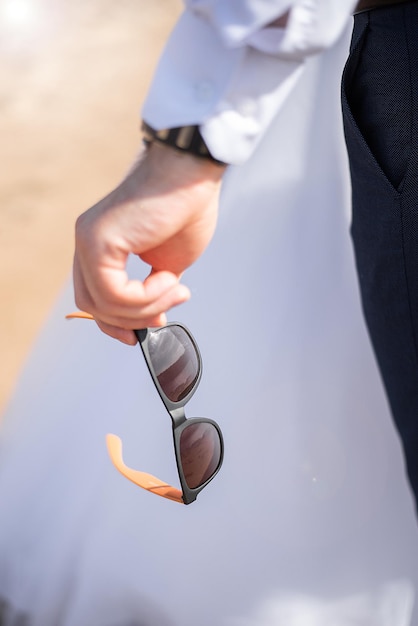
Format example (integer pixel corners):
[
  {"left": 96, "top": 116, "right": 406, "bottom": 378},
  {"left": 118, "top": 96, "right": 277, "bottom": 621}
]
[
  {"left": 142, "top": 11, "right": 304, "bottom": 164},
  {"left": 142, "top": 3, "right": 355, "bottom": 164}
]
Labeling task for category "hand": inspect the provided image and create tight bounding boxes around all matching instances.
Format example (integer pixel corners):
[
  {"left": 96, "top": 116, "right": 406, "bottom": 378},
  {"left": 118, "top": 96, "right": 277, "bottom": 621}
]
[{"left": 73, "top": 142, "right": 226, "bottom": 344}]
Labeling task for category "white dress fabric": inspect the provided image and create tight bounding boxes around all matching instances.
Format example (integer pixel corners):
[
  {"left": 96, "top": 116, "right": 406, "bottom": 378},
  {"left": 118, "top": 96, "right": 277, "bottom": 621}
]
[{"left": 1, "top": 28, "right": 418, "bottom": 626}]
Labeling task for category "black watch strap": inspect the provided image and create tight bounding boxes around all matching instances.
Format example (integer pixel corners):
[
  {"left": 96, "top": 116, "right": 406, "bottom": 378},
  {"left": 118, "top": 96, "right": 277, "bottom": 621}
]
[{"left": 142, "top": 121, "right": 226, "bottom": 166}]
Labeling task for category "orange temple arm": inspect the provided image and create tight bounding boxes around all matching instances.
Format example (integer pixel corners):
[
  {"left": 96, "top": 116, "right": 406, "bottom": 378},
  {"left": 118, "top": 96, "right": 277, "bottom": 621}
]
[
  {"left": 67, "top": 313, "right": 183, "bottom": 503},
  {"left": 66, "top": 311, "right": 94, "bottom": 320},
  {"left": 106, "top": 434, "right": 184, "bottom": 504}
]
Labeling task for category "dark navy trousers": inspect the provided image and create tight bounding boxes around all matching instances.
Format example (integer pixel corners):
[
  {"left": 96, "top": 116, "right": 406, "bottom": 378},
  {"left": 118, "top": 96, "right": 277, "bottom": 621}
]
[{"left": 342, "top": 2, "right": 418, "bottom": 512}]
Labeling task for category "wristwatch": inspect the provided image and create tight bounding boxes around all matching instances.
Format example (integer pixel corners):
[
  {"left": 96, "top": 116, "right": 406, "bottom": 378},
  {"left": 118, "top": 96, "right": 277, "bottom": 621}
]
[{"left": 141, "top": 121, "right": 226, "bottom": 166}]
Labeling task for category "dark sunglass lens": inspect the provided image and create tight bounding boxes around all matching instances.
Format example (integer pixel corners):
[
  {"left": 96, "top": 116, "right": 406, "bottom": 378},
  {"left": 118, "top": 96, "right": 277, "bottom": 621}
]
[
  {"left": 180, "top": 422, "right": 222, "bottom": 489},
  {"left": 147, "top": 326, "right": 200, "bottom": 402}
]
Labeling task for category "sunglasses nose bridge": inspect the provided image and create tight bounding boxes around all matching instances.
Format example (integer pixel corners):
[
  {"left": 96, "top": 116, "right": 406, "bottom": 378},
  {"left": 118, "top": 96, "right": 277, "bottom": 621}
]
[{"left": 170, "top": 406, "right": 186, "bottom": 426}]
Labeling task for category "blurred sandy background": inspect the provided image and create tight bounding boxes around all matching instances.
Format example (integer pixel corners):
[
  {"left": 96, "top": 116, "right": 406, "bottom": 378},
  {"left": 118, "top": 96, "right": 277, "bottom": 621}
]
[{"left": 0, "top": 0, "right": 181, "bottom": 412}]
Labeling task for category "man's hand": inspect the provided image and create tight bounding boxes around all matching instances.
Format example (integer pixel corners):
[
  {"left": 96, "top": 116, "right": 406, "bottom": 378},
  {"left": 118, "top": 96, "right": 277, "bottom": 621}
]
[{"left": 73, "top": 142, "right": 226, "bottom": 344}]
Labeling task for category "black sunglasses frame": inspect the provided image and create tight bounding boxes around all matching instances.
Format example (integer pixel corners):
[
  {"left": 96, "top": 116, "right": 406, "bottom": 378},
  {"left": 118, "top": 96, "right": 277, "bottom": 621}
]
[{"left": 134, "top": 323, "right": 224, "bottom": 505}]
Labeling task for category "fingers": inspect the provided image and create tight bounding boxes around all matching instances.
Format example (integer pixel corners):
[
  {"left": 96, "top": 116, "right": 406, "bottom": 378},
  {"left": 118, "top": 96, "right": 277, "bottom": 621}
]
[
  {"left": 74, "top": 256, "right": 190, "bottom": 340},
  {"left": 71, "top": 146, "right": 222, "bottom": 345},
  {"left": 95, "top": 320, "right": 138, "bottom": 345},
  {"left": 66, "top": 310, "right": 168, "bottom": 346}
]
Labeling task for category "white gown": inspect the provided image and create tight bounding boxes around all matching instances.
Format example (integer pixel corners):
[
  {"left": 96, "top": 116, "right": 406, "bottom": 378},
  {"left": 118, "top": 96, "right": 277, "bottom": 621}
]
[{"left": 1, "top": 27, "right": 418, "bottom": 626}]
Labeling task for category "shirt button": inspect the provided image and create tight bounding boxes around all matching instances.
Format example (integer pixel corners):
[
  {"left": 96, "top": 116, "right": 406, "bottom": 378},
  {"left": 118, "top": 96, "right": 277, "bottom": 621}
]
[{"left": 195, "top": 81, "right": 214, "bottom": 102}]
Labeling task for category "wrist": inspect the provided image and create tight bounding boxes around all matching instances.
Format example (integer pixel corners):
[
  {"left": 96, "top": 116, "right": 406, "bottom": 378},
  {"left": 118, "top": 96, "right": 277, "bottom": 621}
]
[
  {"left": 142, "top": 121, "right": 227, "bottom": 168},
  {"left": 143, "top": 140, "right": 227, "bottom": 186}
]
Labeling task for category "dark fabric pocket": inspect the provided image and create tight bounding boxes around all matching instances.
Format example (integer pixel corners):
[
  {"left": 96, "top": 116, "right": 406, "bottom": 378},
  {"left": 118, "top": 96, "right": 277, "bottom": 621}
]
[{"left": 342, "top": 11, "right": 412, "bottom": 193}]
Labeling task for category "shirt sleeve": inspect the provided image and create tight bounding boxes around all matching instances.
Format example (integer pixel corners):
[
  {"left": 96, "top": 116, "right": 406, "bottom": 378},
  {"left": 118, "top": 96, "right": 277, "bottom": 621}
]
[{"left": 142, "top": 0, "right": 357, "bottom": 164}]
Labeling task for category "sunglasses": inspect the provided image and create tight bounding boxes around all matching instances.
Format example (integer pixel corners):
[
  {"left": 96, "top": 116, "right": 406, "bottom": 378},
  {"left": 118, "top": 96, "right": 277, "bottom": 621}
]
[{"left": 66, "top": 314, "right": 224, "bottom": 504}]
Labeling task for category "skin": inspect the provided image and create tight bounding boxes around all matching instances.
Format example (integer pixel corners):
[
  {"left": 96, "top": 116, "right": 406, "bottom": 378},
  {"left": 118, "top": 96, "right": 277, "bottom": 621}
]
[
  {"left": 73, "top": 12, "right": 290, "bottom": 346},
  {"left": 73, "top": 141, "right": 226, "bottom": 345}
]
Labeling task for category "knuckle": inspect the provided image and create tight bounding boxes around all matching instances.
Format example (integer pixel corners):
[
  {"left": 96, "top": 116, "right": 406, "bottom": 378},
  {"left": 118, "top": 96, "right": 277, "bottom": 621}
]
[
  {"left": 75, "top": 212, "right": 87, "bottom": 238},
  {"left": 74, "top": 290, "right": 93, "bottom": 314},
  {"left": 75, "top": 212, "right": 95, "bottom": 249}
]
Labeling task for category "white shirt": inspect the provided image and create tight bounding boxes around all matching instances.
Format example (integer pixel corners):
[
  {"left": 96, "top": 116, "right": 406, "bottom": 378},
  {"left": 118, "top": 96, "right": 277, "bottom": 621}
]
[{"left": 142, "top": 0, "right": 357, "bottom": 164}]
